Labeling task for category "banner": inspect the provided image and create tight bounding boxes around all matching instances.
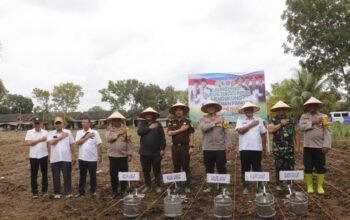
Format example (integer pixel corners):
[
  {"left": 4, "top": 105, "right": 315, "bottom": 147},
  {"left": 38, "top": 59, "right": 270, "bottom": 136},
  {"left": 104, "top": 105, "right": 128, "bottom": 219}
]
[{"left": 188, "top": 71, "right": 267, "bottom": 122}]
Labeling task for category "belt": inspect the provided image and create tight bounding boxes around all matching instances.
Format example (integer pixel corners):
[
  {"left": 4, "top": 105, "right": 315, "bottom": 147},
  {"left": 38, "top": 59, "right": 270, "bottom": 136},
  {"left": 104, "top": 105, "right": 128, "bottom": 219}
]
[{"left": 173, "top": 143, "right": 189, "bottom": 147}]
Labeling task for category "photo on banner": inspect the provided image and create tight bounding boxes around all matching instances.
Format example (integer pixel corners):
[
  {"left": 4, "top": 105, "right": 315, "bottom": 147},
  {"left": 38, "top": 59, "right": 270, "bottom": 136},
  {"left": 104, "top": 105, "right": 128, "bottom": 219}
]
[{"left": 188, "top": 71, "right": 267, "bottom": 122}]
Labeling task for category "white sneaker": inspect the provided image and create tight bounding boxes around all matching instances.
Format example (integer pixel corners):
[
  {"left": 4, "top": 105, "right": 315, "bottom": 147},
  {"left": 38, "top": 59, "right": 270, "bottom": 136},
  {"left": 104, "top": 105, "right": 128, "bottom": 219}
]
[
  {"left": 66, "top": 194, "right": 73, "bottom": 198},
  {"left": 54, "top": 194, "right": 61, "bottom": 199}
]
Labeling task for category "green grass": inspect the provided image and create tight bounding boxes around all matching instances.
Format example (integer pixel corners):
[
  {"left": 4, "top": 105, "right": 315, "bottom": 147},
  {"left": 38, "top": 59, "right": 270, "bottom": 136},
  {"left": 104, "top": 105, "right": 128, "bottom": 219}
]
[{"left": 331, "top": 123, "right": 350, "bottom": 148}]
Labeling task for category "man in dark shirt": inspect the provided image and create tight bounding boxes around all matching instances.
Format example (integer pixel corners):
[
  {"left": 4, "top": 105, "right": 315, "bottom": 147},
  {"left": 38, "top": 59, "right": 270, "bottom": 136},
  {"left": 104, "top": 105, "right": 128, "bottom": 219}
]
[
  {"left": 137, "top": 107, "right": 166, "bottom": 193},
  {"left": 167, "top": 102, "right": 194, "bottom": 193}
]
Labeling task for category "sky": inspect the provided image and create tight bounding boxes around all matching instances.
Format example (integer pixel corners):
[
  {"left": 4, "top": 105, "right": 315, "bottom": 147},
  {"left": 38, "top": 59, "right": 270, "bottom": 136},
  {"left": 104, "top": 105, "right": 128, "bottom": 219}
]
[{"left": 0, "top": 0, "right": 299, "bottom": 111}]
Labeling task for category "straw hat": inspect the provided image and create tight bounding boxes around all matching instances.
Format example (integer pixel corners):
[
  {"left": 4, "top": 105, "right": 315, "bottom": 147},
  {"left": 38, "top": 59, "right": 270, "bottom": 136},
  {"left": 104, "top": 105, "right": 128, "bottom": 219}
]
[
  {"left": 169, "top": 102, "right": 190, "bottom": 115},
  {"left": 303, "top": 97, "right": 324, "bottom": 107},
  {"left": 139, "top": 107, "right": 160, "bottom": 119},
  {"left": 201, "top": 100, "right": 222, "bottom": 113},
  {"left": 238, "top": 102, "right": 260, "bottom": 114},
  {"left": 107, "top": 111, "right": 126, "bottom": 121},
  {"left": 270, "top": 101, "right": 292, "bottom": 112}
]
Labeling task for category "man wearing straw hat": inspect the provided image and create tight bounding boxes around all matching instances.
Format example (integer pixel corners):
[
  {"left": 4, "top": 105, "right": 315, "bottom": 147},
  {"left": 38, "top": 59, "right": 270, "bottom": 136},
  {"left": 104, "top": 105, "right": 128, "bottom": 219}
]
[
  {"left": 74, "top": 115, "right": 102, "bottom": 198},
  {"left": 137, "top": 107, "right": 166, "bottom": 193},
  {"left": 105, "top": 111, "right": 133, "bottom": 199},
  {"left": 267, "top": 101, "right": 296, "bottom": 190},
  {"left": 199, "top": 100, "right": 232, "bottom": 193},
  {"left": 167, "top": 102, "right": 195, "bottom": 193},
  {"left": 235, "top": 102, "right": 267, "bottom": 194},
  {"left": 299, "top": 97, "right": 331, "bottom": 194}
]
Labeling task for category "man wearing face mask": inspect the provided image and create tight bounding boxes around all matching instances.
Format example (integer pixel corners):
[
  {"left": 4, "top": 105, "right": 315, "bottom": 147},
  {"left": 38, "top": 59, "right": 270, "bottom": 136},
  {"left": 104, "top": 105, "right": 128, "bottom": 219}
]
[
  {"left": 167, "top": 102, "right": 195, "bottom": 193},
  {"left": 299, "top": 97, "right": 331, "bottom": 194},
  {"left": 137, "top": 107, "right": 166, "bottom": 193},
  {"left": 199, "top": 100, "right": 231, "bottom": 193},
  {"left": 236, "top": 102, "right": 267, "bottom": 194},
  {"left": 48, "top": 117, "right": 76, "bottom": 199}
]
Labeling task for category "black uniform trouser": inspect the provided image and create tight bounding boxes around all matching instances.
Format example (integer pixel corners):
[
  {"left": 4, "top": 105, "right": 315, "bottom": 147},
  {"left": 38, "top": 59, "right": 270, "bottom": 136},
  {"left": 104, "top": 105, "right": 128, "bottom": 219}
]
[
  {"left": 203, "top": 150, "right": 227, "bottom": 174},
  {"left": 78, "top": 160, "right": 97, "bottom": 194},
  {"left": 172, "top": 145, "right": 190, "bottom": 174},
  {"left": 140, "top": 155, "right": 162, "bottom": 187},
  {"left": 240, "top": 150, "right": 262, "bottom": 184},
  {"left": 303, "top": 147, "right": 326, "bottom": 174},
  {"left": 109, "top": 157, "right": 128, "bottom": 193},
  {"left": 51, "top": 161, "right": 72, "bottom": 195},
  {"left": 30, "top": 156, "right": 48, "bottom": 194}
]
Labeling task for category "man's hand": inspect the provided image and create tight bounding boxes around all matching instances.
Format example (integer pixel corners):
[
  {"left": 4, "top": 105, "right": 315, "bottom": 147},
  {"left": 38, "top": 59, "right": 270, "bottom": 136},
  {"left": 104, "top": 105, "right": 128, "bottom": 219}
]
[
  {"left": 160, "top": 150, "right": 165, "bottom": 157},
  {"left": 60, "top": 132, "right": 69, "bottom": 139},
  {"left": 128, "top": 155, "right": 132, "bottom": 162},
  {"left": 262, "top": 148, "right": 267, "bottom": 159},
  {"left": 149, "top": 123, "right": 158, "bottom": 129},
  {"left": 87, "top": 132, "right": 95, "bottom": 139},
  {"left": 322, "top": 147, "right": 329, "bottom": 154},
  {"left": 250, "top": 120, "right": 260, "bottom": 127},
  {"left": 188, "top": 147, "right": 194, "bottom": 155},
  {"left": 40, "top": 136, "right": 47, "bottom": 142},
  {"left": 312, "top": 117, "right": 322, "bottom": 125},
  {"left": 180, "top": 124, "right": 190, "bottom": 131},
  {"left": 225, "top": 148, "right": 230, "bottom": 153},
  {"left": 280, "top": 119, "right": 289, "bottom": 126},
  {"left": 72, "top": 158, "right": 77, "bottom": 166},
  {"left": 98, "top": 155, "right": 102, "bottom": 163}
]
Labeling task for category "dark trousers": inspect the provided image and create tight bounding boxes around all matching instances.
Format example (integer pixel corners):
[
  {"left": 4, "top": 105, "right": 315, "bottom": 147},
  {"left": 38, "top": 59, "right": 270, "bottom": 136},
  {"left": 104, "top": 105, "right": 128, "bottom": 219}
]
[
  {"left": 304, "top": 147, "right": 326, "bottom": 174},
  {"left": 78, "top": 160, "right": 97, "bottom": 194},
  {"left": 51, "top": 161, "right": 72, "bottom": 195},
  {"left": 172, "top": 145, "right": 190, "bottom": 174},
  {"left": 240, "top": 150, "right": 262, "bottom": 184},
  {"left": 203, "top": 150, "right": 227, "bottom": 174},
  {"left": 109, "top": 157, "right": 128, "bottom": 193},
  {"left": 30, "top": 156, "right": 48, "bottom": 194},
  {"left": 140, "top": 155, "right": 162, "bottom": 187}
]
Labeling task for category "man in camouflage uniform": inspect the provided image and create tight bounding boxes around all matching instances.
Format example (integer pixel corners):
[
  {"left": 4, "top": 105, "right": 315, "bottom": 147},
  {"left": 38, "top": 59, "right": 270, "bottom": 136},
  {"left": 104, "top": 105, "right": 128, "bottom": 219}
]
[{"left": 268, "top": 101, "right": 295, "bottom": 190}]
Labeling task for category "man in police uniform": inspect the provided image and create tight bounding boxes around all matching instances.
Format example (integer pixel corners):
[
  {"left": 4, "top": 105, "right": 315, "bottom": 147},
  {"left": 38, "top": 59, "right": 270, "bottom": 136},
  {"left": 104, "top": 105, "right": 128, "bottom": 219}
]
[{"left": 167, "top": 102, "right": 194, "bottom": 193}]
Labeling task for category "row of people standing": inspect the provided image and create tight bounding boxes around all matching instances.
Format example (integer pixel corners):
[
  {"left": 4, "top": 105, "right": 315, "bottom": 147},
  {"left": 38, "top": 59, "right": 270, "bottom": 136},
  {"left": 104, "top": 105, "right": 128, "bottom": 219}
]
[{"left": 25, "top": 96, "right": 331, "bottom": 199}]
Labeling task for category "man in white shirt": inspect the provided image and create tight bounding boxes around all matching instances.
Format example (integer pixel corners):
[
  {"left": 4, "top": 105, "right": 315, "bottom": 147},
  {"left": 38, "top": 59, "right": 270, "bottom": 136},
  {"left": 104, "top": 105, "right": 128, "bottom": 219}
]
[
  {"left": 24, "top": 117, "right": 49, "bottom": 199},
  {"left": 75, "top": 116, "right": 102, "bottom": 197},
  {"left": 235, "top": 102, "right": 267, "bottom": 194},
  {"left": 48, "top": 117, "right": 76, "bottom": 199}
]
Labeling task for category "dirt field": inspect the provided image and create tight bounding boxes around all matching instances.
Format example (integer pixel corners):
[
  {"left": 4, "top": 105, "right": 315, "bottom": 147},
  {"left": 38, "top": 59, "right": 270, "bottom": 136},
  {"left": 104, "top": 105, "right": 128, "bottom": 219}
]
[{"left": 1, "top": 128, "right": 350, "bottom": 220}]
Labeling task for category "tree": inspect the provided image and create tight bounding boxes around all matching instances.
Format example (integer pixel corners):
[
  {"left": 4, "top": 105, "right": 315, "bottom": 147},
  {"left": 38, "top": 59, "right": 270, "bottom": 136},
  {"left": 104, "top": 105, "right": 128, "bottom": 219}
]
[
  {"left": 268, "top": 69, "right": 340, "bottom": 118},
  {"left": 2, "top": 94, "right": 34, "bottom": 114},
  {"left": 88, "top": 105, "right": 106, "bottom": 112},
  {"left": 0, "top": 79, "right": 8, "bottom": 102},
  {"left": 51, "top": 82, "right": 84, "bottom": 115},
  {"left": 32, "top": 88, "right": 50, "bottom": 120},
  {"left": 282, "top": 0, "right": 350, "bottom": 98}
]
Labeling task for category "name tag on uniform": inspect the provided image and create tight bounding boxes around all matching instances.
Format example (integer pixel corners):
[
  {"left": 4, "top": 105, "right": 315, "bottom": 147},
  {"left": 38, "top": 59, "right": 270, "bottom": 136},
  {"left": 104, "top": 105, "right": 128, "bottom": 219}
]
[
  {"left": 207, "top": 174, "right": 230, "bottom": 184},
  {"left": 245, "top": 172, "right": 270, "bottom": 182},
  {"left": 279, "top": 170, "right": 304, "bottom": 181},
  {"left": 118, "top": 172, "right": 140, "bottom": 181},
  {"left": 163, "top": 172, "right": 187, "bottom": 183}
]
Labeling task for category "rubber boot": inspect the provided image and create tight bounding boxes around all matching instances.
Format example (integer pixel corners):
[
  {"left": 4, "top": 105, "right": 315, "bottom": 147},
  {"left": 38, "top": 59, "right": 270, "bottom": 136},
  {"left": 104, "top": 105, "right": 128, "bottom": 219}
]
[
  {"left": 184, "top": 175, "right": 191, "bottom": 193},
  {"left": 305, "top": 174, "right": 314, "bottom": 193},
  {"left": 316, "top": 174, "right": 325, "bottom": 194}
]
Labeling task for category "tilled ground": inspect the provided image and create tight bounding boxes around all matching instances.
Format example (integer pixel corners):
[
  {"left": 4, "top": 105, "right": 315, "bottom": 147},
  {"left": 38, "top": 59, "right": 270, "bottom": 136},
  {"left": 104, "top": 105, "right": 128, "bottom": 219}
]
[{"left": 0, "top": 129, "right": 349, "bottom": 219}]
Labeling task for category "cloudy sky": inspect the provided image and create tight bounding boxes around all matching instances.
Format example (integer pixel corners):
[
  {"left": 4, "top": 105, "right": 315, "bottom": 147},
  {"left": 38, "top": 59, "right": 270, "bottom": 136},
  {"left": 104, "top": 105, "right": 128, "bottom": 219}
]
[{"left": 0, "top": 0, "right": 299, "bottom": 111}]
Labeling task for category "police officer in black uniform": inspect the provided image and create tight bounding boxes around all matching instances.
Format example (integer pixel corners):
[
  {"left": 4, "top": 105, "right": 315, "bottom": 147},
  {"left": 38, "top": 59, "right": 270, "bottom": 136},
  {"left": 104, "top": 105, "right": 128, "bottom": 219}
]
[{"left": 167, "top": 102, "right": 195, "bottom": 193}]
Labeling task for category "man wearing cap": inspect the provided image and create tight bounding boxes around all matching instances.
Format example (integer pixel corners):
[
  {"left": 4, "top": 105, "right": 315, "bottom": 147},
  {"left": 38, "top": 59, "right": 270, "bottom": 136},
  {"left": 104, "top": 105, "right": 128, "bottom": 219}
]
[
  {"left": 299, "top": 97, "right": 331, "bottom": 194},
  {"left": 267, "top": 101, "right": 296, "bottom": 190},
  {"left": 137, "top": 107, "right": 166, "bottom": 193},
  {"left": 47, "top": 117, "right": 76, "bottom": 199},
  {"left": 24, "top": 117, "right": 49, "bottom": 199},
  {"left": 167, "top": 102, "right": 195, "bottom": 193},
  {"left": 235, "top": 102, "right": 267, "bottom": 194},
  {"left": 199, "top": 100, "right": 231, "bottom": 193},
  {"left": 106, "top": 111, "right": 133, "bottom": 199},
  {"left": 75, "top": 115, "right": 102, "bottom": 198}
]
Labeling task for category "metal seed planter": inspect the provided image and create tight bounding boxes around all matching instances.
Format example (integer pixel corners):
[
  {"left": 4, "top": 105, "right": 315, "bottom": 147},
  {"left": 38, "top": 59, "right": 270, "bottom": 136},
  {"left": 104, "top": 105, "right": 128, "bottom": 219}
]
[
  {"left": 255, "top": 186, "right": 276, "bottom": 219},
  {"left": 164, "top": 194, "right": 182, "bottom": 218},
  {"left": 213, "top": 194, "right": 232, "bottom": 219},
  {"left": 289, "top": 192, "right": 308, "bottom": 216},
  {"left": 123, "top": 194, "right": 141, "bottom": 218}
]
